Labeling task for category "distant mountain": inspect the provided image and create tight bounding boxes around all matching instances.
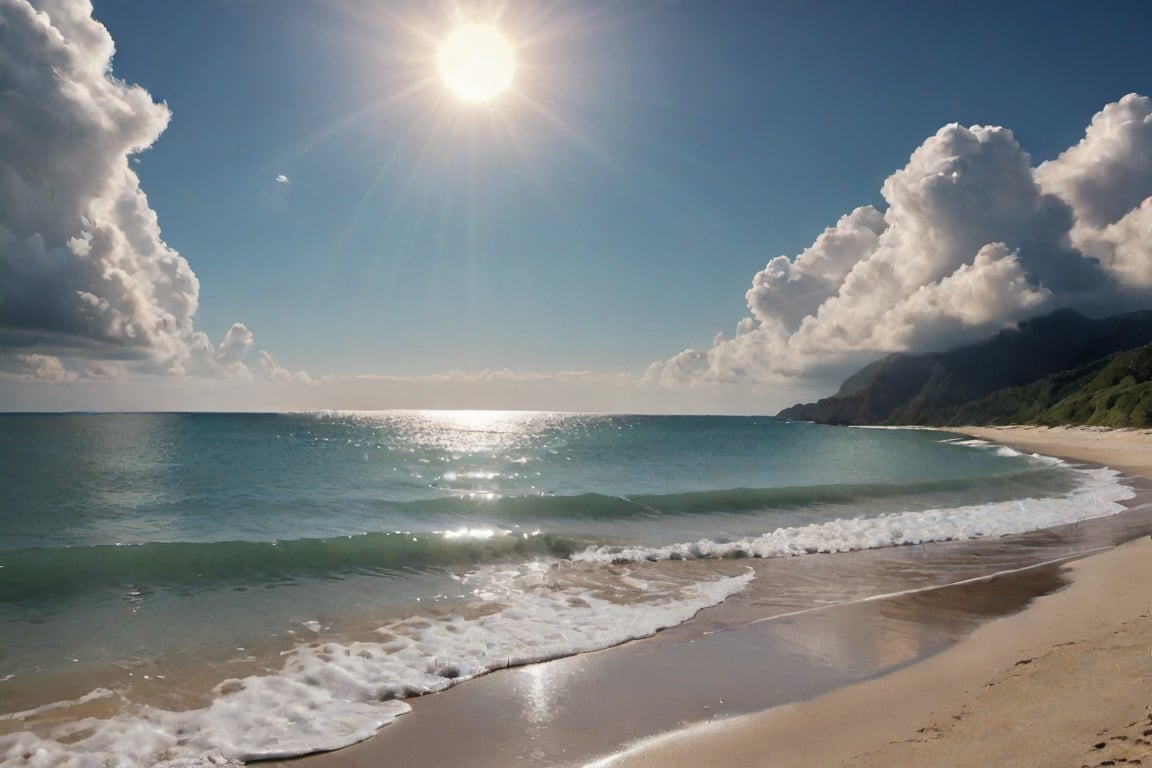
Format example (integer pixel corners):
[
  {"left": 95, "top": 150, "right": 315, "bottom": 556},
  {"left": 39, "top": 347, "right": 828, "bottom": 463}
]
[
  {"left": 943, "top": 344, "right": 1152, "bottom": 428},
  {"left": 776, "top": 308, "right": 1152, "bottom": 426}
]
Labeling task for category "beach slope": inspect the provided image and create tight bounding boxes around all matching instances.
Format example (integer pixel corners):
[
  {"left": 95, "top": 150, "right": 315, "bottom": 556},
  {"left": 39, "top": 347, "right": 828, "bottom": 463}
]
[{"left": 601, "top": 426, "right": 1152, "bottom": 768}]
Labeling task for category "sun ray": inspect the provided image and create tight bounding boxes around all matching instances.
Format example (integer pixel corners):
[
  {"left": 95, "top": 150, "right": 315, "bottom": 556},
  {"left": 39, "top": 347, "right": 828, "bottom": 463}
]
[
  {"left": 295, "top": 0, "right": 658, "bottom": 316},
  {"left": 295, "top": 76, "right": 440, "bottom": 155},
  {"left": 514, "top": 91, "right": 612, "bottom": 165}
]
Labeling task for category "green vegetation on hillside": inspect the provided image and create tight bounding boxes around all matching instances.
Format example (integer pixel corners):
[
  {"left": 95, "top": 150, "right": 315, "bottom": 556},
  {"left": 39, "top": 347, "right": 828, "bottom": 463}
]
[
  {"left": 941, "top": 345, "right": 1152, "bottom": 428},
  {"left": 777, "top": 308, "right": 1152, "bottom": 426}
]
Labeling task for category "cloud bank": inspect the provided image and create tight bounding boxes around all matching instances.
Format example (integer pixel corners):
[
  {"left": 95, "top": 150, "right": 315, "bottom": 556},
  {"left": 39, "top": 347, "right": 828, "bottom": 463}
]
[
  {"left": 647, "top": 94, "right": 1152, "bottom": 389},
  {"left": 0, "top": 0, "right": 301, "bottom": 382}
]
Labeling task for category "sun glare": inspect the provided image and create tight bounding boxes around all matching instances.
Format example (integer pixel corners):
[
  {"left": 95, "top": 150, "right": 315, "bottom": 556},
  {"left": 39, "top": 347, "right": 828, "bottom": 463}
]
[{"left": 437, "top": 25, "right": 516, "bottom": 103}]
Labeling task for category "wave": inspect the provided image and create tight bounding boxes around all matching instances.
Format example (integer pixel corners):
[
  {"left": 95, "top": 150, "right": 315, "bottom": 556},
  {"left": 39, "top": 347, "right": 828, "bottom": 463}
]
[
  {"left": 609, "top": 469, "right": 1071, "bottom": 515},
  {"left": 0, "top": 469, "right": 1075, "bottom": 604},
  {"left": 402, "top": 468, "right": 1073, "bottom": 519},
  {"left": 0, "top": 531, "right": 589, "bottom": 604},
  {"left": 573, "top": 467, "right": 1134, "bottom": 564},
  {"left": 0, "top": 568, "right": 753, "bottom": 766}
]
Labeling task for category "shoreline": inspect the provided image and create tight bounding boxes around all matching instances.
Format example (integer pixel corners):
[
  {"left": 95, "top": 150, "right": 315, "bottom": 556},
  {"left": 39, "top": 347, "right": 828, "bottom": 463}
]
[
  {"left": 596, "top": 425, "right": 1152, "bottom": 768},
  {"left": 6, "top": 423, "right": 1149, "bottom": 765},
  {"left": 282, "top": 425, "right": 1152, "bottom": 768},
  {"left": 949, "top": 425, "right": 1152, "bottom": 478}
]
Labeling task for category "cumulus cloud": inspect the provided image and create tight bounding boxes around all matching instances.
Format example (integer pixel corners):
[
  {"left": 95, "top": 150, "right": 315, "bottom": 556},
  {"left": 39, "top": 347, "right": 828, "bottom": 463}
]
[
  {"left": 863, "top": 243, "right": 1049, "bottom": 352},
  {"left": 1036, "top": 94, "right": 1152, "bottom": 231},
  {"left": 216, "top": 322, "right": 255, "bottom": 366},
  {"left": 0, "top": 0, "right": 188, "bottom": 356},
  {"left": 746, "top": 206, "right": 887, "bottom": 335},
  {"left": 257, "top": 350, "right": 311, "bottom": 383},
  {"left": 1036, "top": 94, "right": 1152, "bottom": 289},
  {"left": 17, "top": 353, "right": 73, "bottom": 381},
  {"left": 1079, "top": 200, "right": 1152, "bottom": 288},
  {"left": 648, "top": 95, "right": 1152, "bottom": 389},
  {"left": 0, "top": 0, "right": 302, "bottom": 382}
]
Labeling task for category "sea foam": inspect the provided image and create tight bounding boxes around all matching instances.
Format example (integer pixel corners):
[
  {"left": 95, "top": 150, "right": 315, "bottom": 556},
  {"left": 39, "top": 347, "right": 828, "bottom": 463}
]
[
  {"left": 572, "top": 465, "right": 1133, "bottom": 564},
  {"left": 0, "top": 569, "right": 752, "bottom": 767}
]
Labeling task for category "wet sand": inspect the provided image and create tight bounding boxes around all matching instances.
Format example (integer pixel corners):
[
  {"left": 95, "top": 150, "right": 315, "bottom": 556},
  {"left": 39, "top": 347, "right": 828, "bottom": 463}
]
[
  {"left": 283, "top": 427, "right": 1152, "bottom": 768},
  {"left": 597, "top": 426, "right": 1152, "bottom": 768},
  {"left": 280, "top": 550, "right": 1081, "bottom": 768}
]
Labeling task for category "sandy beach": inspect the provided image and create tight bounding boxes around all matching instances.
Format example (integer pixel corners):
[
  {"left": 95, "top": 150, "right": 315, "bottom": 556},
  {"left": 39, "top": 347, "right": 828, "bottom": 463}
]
[
  {"left": 600, "top": 426, "right": 1152, "bottom": 768},
  {"left": 956, "top": 425, "right": 1152, "bottom": 478}
]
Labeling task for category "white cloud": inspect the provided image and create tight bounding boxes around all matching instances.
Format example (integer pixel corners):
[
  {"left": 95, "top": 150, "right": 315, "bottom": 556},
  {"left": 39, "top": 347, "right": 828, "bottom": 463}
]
[
  {"left": 1077, "top": 200, "right": 1152, "bottom": 288},
  {"left": 257, "top": 350, "right": 311, "bottom": 383},
  {"left": 863, "top": 243, "right": 1050, "bottom": 351},
  {"left": 275, "top": 174, "right": 290, "bottom": 184},
  {"left": 1036, "top": 94, "right": 1152, "bottom": 230},
  {"left": 1036, "top": 94, "right": 1152, "bottom": 289},
  {"left": 0, "top": 0, "right": 305, "bottom": 385},
  {"left": 17, "top": 353, "right": 73, "bottom": 381},
  {"left": 649, "top": 95, "right": 1152, "bottom": 390},
  {"left": 216, "top": 322, "right": 255, "bottom": 366},
  {"left": 0, "top": 0, "right": 188, "bottom": 358},
  {"left": 81, "top": 361, "right": 127, "bottom": 381},
  {"left": 746, "top": 206, "right": 887, "bottom": 334}
]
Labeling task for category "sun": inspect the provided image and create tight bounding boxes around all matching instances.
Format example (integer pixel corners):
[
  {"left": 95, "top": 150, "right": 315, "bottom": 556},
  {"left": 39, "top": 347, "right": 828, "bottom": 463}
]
[{"left": 436, "top": 25, "right": 517, "bottom": 103}]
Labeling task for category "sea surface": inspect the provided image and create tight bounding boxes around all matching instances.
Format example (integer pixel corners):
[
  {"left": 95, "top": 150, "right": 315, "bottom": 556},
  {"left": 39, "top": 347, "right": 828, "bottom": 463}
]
[{"left": 0, "top": 411, "right": 1137, "bottom": 766}]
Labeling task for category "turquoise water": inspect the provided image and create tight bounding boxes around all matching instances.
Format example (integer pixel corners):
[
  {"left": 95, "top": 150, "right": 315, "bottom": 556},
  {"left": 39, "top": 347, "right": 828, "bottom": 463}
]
[
  {"left": 0, "top": 412, "right": 1133, "bottom": 765},
  {"left": 0, "top": 411, "right": 1072, "bottom": 548}
]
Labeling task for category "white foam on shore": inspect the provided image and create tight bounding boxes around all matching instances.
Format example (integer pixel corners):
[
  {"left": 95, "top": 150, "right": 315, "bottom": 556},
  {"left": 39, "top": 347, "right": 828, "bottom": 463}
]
[
  {"left": 0, "top": 689, "right": 115, "bottom": 723},
  {"left": 945, "top": 436, "right": 1068, "bottom": 466},
  {"left": 0, "top": 569, "right": 752, "bottom": 767},
  {"left": 572, "top": 466, "right": 1134, "bottom": 564}
]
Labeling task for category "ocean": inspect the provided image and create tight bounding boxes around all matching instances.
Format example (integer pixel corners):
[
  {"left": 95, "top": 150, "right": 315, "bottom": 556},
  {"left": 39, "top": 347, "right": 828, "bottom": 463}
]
[{"left": 0, "top": 412, "right": 1138, "bottom": 766}]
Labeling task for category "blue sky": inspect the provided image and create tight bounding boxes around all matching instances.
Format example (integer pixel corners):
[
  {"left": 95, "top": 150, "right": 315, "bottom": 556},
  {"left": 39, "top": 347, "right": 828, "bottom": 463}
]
[{"left": 2, "top": 0, "right": 1152, "bottom": 411}]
